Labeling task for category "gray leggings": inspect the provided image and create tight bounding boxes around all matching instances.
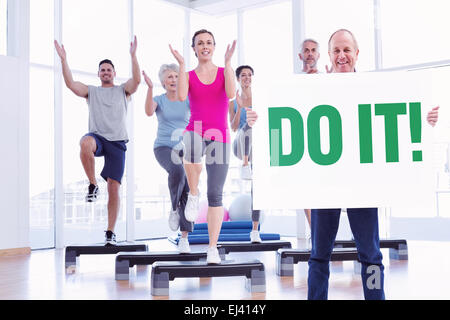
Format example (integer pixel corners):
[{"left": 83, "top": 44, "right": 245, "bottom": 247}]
[
  {"left": 183, "top": 131, "right": 230, "bottom": 207},
  {"left": 233, "top": 123, "right": 252, "bottom": 161},
  {"left": 232, "top": 124, "right": 259, "bottom": 222},
  {"left": 154, "top": 147, "right": 193, "bottom": 233}
]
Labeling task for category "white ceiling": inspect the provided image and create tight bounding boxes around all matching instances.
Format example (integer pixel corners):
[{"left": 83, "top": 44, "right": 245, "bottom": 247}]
[{"left": 163, "top": 0, "right": 282, "bottom": 15}]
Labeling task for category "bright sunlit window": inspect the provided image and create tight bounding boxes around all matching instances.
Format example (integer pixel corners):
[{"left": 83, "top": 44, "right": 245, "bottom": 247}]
[
  {"left": 62, "top": 0, "right": 130, "bottom": 78},
  {"left": 243, "top": 1, "right": 293, "bottom": 80},
  {"left": 30, "top": 0, "right": 53, "bottom": 65},
  {"left": 190, "top": 10, "right": 238, "bottom": 70},
  {"left": 380, "top": 0, "right": 450, "bottom": 68},
  {"left": 303, "top": 0, "right": 375, "bottom": 72}
]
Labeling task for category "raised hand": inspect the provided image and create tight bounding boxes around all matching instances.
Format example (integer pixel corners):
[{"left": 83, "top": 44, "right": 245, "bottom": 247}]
[
  {"left": 305, "top": 64, "right": 318, "bottom": 74},
  {"left": 225, "top": 40, "right": 237, "bottom": 65},
  {"left": 246, "top": 107, "right": 258, "bottom": 127},
  {"left": 142, "top": 70, "right": 153, "bottom": 88},
  {"left": 427, "top": 106, "right": 440, "bottom": 127},
  {"left": 54, "top": 40, "right": 66, "bottom": 61},
  {"left": 130, "top": 36, "right": 138, "bottom": 58},
  {"left": 169, "top": 44, "right": 185, "bottom": 66}
]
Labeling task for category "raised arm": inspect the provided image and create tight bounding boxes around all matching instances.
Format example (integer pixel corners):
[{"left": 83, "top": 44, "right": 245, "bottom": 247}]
[
  {"left": 142, "top": 70, "right": 157, "bottom": 117},
  {"left": 54, "top": 40, "right": 88, "bottom": 98},
  {"left": 224, "top": 40, "right": 237, "bottom": 100},
  {"left": 229, "top": 91, "right": 243, "bottom": 132},
  {"left": 124, "top": 36, "right": 141, "bottom": 96},
  {"left": 169, "top": 44, "right": 189, "bottom": 101}
]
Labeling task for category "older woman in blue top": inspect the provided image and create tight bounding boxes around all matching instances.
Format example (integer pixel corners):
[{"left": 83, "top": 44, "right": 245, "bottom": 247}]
[{"left": 143, "top": 64, "right": 192, "bottom": 253}]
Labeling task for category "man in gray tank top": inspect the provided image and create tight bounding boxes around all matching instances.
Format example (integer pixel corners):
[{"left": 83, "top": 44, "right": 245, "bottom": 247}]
[{"left": 54, "top": 37, "right": 141, "bottom": 245}]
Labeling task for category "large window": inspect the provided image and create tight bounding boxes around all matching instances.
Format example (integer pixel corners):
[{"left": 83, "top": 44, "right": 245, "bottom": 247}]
[
  {"left": 29, "top": 67, "right": 55, "bottom": 249},
  {"left": 380, "top": 0, "right": 450, "bottom": 68},
  {"left": 190, "top": 11, "right": 238, "bottom": 70},
  {"left": 62, "top": 0, "right": 130, "bottom": 78},
  {"left": 243, "top": 1, "right": 293, "bottom": 80},
  {"left": 61, "top": 0, "right": 130, "bottom": 244},
  {"left": 0, "top": 0, "right": 6, "bottom": 55},
  {"left": 27, "top": 0, "right": 450, "bottom": 247},
  {"left": 29, "top": 0, "right": 54, "bottom": 249},
  {"left": 303, "top": 0, "right": 375, "bottom": 72},
  {"left": 30, "top": 0, "right": 53, "bottom": 65},
  {"left": 133, "top": 0, "right": 187, "bottom": 239}
]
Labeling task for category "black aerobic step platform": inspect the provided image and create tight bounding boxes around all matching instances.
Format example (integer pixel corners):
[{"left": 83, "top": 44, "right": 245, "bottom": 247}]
[
  {"left": 276, "top": 248, "right": 359, "bottom": 276},
  {"left": 115, "top": 251, "right": 207, "bottom": 280},
  {"left": 65, "top": 242, "right": 148, "bottom": 272},
  {"left": 217, "top": 240, "right": 292, "bottom": 254},
  {"left": 151, "top": 259, "right": 266, "bottom": 296},
  {"left": 334, "top": 239, "right": 408, "bottom": 260}
]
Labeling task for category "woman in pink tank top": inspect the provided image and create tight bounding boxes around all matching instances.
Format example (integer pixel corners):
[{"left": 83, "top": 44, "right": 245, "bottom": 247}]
[{"left": 170, "top": 29, "right": 236, "bottom": 264}]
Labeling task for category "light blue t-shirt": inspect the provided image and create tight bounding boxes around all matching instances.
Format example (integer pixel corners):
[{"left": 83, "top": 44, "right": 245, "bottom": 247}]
[
  {"left": 233, "top": 100, "right": 248, "bottom": 130},
  {"left": 153, "top": 94, "right": 190, "bottom": 150}
]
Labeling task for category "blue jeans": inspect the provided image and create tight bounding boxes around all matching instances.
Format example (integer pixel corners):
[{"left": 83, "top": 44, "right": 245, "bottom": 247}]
[{"left": 307, "top": 208, "right": 385, "bottom": 300}]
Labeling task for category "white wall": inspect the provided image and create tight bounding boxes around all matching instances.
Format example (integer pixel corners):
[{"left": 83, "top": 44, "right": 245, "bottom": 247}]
[
  {"left": 0, "top": 0, "right": 30, "bottom": 251},
  {"left": 0, "top": 55, "right": 29, "bottom": 250}
]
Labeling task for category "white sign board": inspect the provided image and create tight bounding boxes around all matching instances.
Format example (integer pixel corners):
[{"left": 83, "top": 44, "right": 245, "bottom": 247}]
[{"left": 252, "top": 71, "right": 435, "bottom": 210}]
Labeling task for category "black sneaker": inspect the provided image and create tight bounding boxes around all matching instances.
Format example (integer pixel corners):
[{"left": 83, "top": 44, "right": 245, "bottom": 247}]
[
  {"left": 86, "top": 184, "right": 99, "bottom": 202},
  {"left": 105, "top": 230, "right": 117, "bottom": 245}
]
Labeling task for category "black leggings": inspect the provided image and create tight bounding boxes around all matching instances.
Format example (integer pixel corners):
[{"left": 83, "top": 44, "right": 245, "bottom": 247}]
[{"left": 154, "top": 147, "right": 193, "bottom": 232}]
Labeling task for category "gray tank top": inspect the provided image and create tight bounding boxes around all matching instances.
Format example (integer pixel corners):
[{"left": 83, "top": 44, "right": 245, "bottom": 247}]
[{"left": 87, "top": 84, "right": 129, "bottom": 142}]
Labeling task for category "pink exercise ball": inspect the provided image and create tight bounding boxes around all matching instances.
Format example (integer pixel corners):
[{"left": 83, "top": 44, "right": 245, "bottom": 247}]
[
  {"left": 195, "top": 200, "right": 230, "bottom": 223},
  {"left": 223, "top": 207, "right": 230, "bottom": 221}
]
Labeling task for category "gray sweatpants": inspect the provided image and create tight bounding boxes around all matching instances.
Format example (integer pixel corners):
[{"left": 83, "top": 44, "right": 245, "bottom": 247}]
[
  {"left": 183, "top": 131, "right": 230, "bottom": 207},
  {"left": 232, "top": 124, "right": 259, "bottom": 222},
  {"left": 233, "top": 123, "right": 252, "bottom": 161},
  {"left": 154, "top": 147, "right": 193, "bottom": 233}
]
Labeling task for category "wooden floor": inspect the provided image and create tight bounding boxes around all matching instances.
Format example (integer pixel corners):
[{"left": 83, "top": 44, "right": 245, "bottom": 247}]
[{"left": 0, "top": 238, "right": 449, "bottom": 300}]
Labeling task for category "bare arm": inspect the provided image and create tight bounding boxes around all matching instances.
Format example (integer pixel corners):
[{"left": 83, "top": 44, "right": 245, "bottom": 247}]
[
  {"left": 142, "top": 71, "right": 157, "bottom": 116},
  {"left": 124, "top": 36, "right": 141, "bottom": 96},
  {"left": 54, "top": 40, "right": 88, "bottom": 98},
  {"left": 228, "top": 101, "right": 236, "bottom": 131},
  {"left": 169, "top": 44, "right": 189, "bottom": 101},
  {"left": 224, "top": 40, "right": 237, "bottom": 99},
  {"left": 229, "top": 91, "right": 243, "bottom": 132}
]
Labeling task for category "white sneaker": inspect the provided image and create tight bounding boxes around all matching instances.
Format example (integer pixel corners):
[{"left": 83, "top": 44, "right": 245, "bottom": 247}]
[
  {"left": 168, "top": 208, "right": 180, "bottom": 231},
  {"left": 206, "top": 246, "right": 221, "bottom": 264},
  {"left": 178, "top": 237, "right": 191, "bottom": 253},
  {"left": 185, "top": 192, "right": 200, "bottom": 222},
  {"left": 250, "top": 230, "right": 262, "bottom": 243},
  {"left": 240, "top": 165, "right": 252, "bottom": 180}
]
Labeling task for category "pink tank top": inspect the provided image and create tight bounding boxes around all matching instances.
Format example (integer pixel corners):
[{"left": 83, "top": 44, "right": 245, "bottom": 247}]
[{"left": 185, "top": 67, "right": 230, "bottom": 143}]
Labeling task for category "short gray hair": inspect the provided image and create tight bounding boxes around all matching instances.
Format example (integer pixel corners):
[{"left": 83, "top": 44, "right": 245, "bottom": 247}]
[
  {"left": 301, "top": 38, "right": 319, "bottom": 51},
  {"left": 158, "top": 64, "right": 179, "bottom": 88}
]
